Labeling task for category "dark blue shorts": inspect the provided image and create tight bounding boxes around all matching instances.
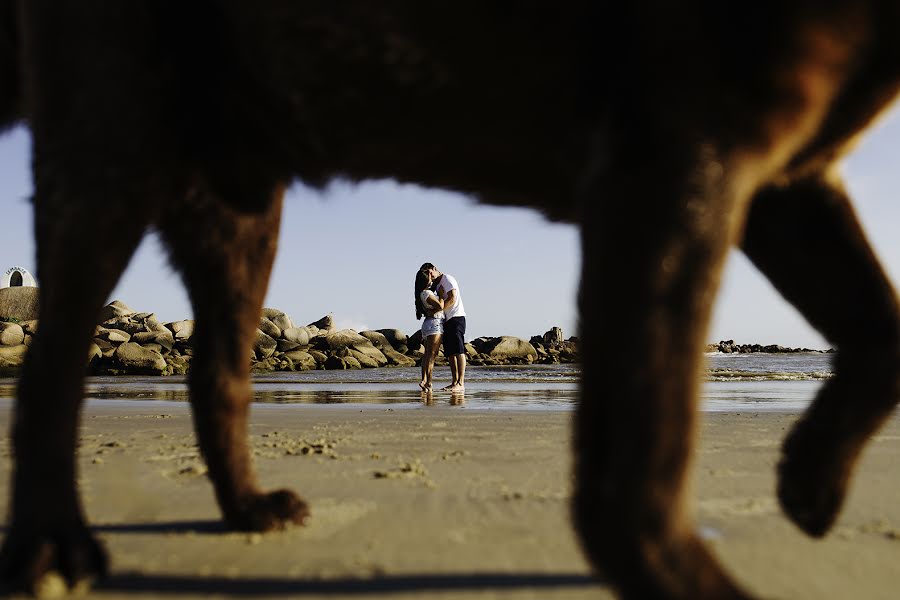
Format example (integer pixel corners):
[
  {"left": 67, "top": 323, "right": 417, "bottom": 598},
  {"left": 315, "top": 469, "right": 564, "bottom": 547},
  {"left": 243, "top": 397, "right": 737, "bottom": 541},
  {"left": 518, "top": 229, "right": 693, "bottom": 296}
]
[{"left": 442, "top": 316, "right": 466, "bottom": 356}]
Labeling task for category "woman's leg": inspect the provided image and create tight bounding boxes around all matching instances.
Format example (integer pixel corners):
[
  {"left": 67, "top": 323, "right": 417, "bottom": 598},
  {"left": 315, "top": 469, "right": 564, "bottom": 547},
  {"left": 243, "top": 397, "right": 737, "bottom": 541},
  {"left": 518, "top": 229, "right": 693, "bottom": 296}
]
[
  {"left": 419, "top": 332, "right": 429, "bottom": 390},
  {"left": 424, "top": 334, "right": 442, "bottom": 389}
]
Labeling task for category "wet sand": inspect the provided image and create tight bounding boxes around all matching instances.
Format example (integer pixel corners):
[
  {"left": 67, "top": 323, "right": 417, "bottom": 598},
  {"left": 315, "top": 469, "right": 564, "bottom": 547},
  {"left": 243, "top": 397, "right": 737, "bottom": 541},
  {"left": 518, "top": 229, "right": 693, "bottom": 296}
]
[{"left": 0, "top": 401, "right": 899, "bottom": 599}]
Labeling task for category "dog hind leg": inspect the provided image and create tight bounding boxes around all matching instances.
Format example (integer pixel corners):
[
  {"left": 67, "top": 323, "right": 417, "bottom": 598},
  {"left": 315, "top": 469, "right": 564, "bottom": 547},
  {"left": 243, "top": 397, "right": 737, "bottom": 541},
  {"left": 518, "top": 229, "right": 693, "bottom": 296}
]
[
  {"left": 0, "top": 189, "right": 150, "bottom": 592},
  {"left": 157, "top": 182, "right": 309, "bottom": 531},
  {"left": 573, "top": 142, "right": 754, "bottom": 599},
  {"left": 741, "top": 176, "right": 900, "bottom": 536}
]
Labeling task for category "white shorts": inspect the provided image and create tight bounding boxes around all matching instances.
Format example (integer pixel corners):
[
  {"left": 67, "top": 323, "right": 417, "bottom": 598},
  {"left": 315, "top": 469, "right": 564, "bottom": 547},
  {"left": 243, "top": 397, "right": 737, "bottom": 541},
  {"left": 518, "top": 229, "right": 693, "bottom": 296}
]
[{"left": 421, "top": 317, "right": 443, "bottom": 338}]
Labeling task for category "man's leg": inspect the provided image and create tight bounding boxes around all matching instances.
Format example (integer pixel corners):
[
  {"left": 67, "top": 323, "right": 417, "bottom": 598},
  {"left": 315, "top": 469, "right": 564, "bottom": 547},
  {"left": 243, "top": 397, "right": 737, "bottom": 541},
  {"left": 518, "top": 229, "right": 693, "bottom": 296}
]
[{"left": 454, "top": 353, "right": 466, "bottom": 388}]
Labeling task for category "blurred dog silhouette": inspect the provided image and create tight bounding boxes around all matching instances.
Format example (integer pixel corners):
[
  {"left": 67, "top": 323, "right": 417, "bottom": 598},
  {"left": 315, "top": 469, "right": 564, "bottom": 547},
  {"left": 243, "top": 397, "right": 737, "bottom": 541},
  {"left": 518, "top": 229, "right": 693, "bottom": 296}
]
[{"left": 2, "top": 2, "right": 899, "bottom": 598}]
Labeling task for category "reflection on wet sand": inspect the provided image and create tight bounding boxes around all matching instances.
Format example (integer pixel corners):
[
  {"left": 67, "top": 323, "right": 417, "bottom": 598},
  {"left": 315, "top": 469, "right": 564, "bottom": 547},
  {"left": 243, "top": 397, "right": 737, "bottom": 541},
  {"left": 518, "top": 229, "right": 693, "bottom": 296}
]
[
  {"left": 421, "top": 389, "right": 466, "bottom": 407},
  {"left": 0, "top": 367, "right": 580, "bottom": 410}
]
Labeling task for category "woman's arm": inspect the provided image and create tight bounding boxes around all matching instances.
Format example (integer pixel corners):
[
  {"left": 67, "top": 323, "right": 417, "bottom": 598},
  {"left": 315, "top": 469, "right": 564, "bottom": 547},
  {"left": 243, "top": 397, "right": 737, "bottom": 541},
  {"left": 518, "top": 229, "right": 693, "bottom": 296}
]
[{"left": 423, "top": 293, "right": 444, "bottom": 317}]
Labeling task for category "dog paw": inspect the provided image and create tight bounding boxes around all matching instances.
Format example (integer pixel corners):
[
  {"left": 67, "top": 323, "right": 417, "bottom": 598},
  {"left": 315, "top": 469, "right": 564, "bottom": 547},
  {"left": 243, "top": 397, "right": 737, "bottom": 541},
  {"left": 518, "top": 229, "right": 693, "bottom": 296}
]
[
  {"left": 777, "top": 440, "right": 845, "bottom": 537},
  {"left": 228, "top": 489, "right": 310, "bottom": 532},
  {"left": 0, "top": 525, "right": 108, "bottom": 595}
]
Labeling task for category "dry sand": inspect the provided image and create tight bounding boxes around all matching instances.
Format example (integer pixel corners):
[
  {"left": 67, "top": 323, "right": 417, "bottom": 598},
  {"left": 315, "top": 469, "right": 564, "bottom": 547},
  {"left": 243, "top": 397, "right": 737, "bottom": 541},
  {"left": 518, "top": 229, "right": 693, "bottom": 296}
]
[{"left": 1, "top": 400, "right": 899, "bottom": 599}]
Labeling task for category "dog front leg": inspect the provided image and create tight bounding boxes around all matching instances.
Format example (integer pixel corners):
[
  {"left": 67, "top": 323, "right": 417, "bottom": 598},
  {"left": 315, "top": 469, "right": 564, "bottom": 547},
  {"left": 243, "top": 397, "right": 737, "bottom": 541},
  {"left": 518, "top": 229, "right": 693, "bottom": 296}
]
[
  {"left": 158, "top": 183, "right": 309, "bottom": 531},
  {"left": 572, "top": 143, "right": 753, "bottom": 599},
  {"left": 0, "top": 188, "right": 149, "bottom": 593}
]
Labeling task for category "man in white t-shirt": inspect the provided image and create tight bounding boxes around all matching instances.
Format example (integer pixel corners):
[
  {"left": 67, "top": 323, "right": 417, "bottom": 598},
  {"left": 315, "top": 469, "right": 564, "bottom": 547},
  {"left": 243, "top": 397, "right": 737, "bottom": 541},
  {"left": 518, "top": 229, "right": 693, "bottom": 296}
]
[{"left": 420, "top": 263, "right": 466, "bottom": 391}]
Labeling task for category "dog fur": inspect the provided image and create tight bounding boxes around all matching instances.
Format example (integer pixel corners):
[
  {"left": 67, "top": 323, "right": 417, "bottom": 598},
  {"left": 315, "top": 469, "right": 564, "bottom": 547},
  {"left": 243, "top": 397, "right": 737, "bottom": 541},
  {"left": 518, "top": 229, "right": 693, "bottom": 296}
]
[{"left": 2, "top": 2, "right": 900, "bottom": 598}]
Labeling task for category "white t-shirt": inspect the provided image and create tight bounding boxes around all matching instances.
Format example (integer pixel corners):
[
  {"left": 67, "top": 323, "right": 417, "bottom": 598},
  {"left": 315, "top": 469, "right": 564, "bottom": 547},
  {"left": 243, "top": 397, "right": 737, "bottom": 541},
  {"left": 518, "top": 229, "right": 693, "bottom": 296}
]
[
  {"left": 436, "top": 274, "right": 465, "bottom": 320},
  {"left": 420, "top": 289, "right": 444, "bottom": 320}
]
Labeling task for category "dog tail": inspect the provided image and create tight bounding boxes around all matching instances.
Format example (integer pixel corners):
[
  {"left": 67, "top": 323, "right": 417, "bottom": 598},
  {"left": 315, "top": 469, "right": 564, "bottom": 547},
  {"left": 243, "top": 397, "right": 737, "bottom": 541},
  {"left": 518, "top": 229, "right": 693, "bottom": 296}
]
[{"left": 0, "top": 0, "right": 21, "bottom": 132}]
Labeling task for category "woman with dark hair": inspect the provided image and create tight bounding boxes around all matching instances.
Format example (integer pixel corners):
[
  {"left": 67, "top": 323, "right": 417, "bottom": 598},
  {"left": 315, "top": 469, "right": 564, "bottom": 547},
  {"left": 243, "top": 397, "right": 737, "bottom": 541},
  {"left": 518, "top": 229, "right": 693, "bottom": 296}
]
[{"left": 415, "top": 264, "right": 444, "bottom": 391}]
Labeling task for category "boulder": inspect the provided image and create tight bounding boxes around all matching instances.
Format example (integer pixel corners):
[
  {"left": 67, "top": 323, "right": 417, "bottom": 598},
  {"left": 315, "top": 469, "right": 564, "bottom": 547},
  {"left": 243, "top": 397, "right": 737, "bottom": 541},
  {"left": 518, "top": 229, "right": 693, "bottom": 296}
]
[
  {"left": 102, "top": 316, "right": 150, "bottom": 335},
  {"left": 131, "top": 330, "right": 175, "bottom": 351},
  {"left": 0, "top": 322, "right": 25, "bottom": 346},
  {"left": 282, "top": 327, "right": 311, "bottom": 346},
  {"left": 96, "top": 328, "right": 131, "bottom": 344},
  {"left": 321, "top": 329, "right": 371, "bottom": 351},
  {"left": 307, "top": 314, "right": 334, "bottom": 333},
  {"left": 407, "top": 330, "right": 423, "bottom": 351},
  {"left": 166, "top": 320, "right": 195, "bottom": 340},
  {"left": 349, "top": 348, "right": 380, "bottom": 368},
  {"left": 283, "top": 350, "right": 317, "bottom": 370},
  {"left": 253, "top": 329, "right": 277, "bottom": 359},
  {"left": 113, "top": 342, "right": 167, "bottom": 374},
  {"left": 258, "top": 317, "right": 281, "bottom": 339},
  {"left": 324, "top": 355, "right": 348, "bottom": 370},
  {"left": 277, "top": 339, "right": 301, "bottom": 353},
  {"left": 0, "top": 286, "right": 39, "bottom": 321},
  {"left": 476, "top": 336, "right": 538, "bottom": 362},
  {"left": 382, "top": 346, "right": 417, "bottom": 367},
  {"left": 543, "top": 327, "right": 564, "bottom": 345},
  {"left": 21, "top": 320, "right": 38, "bottom": 335},
  {"left": 0, "top": 344, "right": 28, "bottom": 373},
  {"left": 374, "top": 328, "right": 408, "bottom": 351},
  {"left": 306, "top": 349, "right": 328, "bottom": 366},
  {"left": 97, "top": 300, "right": 133, "bottom": 322},
  {"left": 86, "top": 342, "right": 102, "bottom": 364},
  {"left": 262, "top": 308, "right": 294, "bottom": 333},
  {"left": 359, "top": 330, "right": 393, "bottom": 351}
]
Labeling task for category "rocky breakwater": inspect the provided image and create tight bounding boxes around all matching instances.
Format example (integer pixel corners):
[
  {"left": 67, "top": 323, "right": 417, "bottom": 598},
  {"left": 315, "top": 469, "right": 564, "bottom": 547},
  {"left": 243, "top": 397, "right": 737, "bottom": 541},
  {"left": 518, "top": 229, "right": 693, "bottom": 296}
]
[
  {"left": 706, "top": 339, "right": 833, "bottom": 354},
  {"left": 0, "top": 300, "right": 581, "bottom": 376}
]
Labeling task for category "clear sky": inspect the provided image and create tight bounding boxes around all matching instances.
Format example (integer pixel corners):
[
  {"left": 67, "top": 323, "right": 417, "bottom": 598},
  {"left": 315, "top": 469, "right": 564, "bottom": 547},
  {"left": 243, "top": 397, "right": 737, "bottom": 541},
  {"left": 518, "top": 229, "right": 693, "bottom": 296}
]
[{"left": 1, "top": 104, "right": 898, "bottom": 349}]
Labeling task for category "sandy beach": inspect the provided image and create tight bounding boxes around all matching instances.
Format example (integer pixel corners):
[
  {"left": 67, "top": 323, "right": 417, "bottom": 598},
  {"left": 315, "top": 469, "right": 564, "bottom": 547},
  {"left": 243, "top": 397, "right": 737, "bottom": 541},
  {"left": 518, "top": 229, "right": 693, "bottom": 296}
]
[{"left": 1, "top": 400, "right": 899, "bottom": 599}]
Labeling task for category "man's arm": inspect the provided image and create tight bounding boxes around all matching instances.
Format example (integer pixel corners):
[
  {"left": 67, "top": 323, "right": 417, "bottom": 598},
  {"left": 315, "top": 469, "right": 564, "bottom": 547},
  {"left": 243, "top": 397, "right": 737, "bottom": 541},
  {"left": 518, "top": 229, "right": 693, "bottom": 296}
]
[{"left": 442, "top": 289, "right": 457, "bottom": 312}]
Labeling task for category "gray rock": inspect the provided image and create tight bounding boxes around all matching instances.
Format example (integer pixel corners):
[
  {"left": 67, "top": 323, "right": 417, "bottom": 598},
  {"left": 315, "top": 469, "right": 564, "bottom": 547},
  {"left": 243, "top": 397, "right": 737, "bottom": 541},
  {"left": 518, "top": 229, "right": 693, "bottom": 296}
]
[
  {"left": 349, "top": 348, "right": 380, "bottom": 368},
  {"left": 131, "top": 330, "right": 175, "bottom": 351},
  {"left": 0, "top": 286, "right": 39, "bottom": 321},
  {"left": 166, "top": 320, "right": 195, "bottom": 340},
  {"left": 0, "top": 344, "right": 28, "bottom": 373},
  {"left": 277, "top": 339, "right": 301, "bottom": 353},
  {"left": 114, "top": 342, "right": 167, "bottom": 374},
  {"left": 258, "top": 317, "right": 281, "bottom": 339},
  {"left": 96, "top": 328, "right": 131, "bottom": 344},
  {"left": 407, "top": 330, "right": 423, "bottom": 351},
  {"left": 321, "top": 329, "right": 372, "bottom": 351},
  {"left": 306, "top": 349, "right": 328, "bottom": 366},
  {"left": 97, "top": 300, "right": 133, "bottom": 322},
  {"left": 282, "top": 327, "right": 311, "bottom": 346},
  {"left": 382, "top": 346, "right": 416, "bottom": 367},
  {"left": 324, "top": 355, "right": 348, "bottom": 370},
  {"left": 262, "top": 308, "right": 294, "bottom": 333},
  {"left": 0, "top": 322, "right": 25, "bottom": 346},
  {"left": 102, "top": 317, "right": 148, "bottom": 335},
  {"left": 284, "top": 350, "right": 317, "bottom": 370},
  {"left": 87, "top": 342, "right": 102, "bottom": 364},
  {"left": 350, "top": 344, "right": 388, "bottom": 367},
  {"left": 254, "top": 329, "right": 277, "bottom": 359},
  {"left": 359, "top": 330, "right": 392, "bottom": 351},
  {"left": 543, "top": 327, "right": 564, "bottom": 345},
  {"left": 475, "top": 336, "right": 538, "bottom": 361},
  {"left": 307, "top": 314, "right": 334, "bottom": 333},
  {"left": 375, "top": 328, "right": 408, "bottom": 351}
]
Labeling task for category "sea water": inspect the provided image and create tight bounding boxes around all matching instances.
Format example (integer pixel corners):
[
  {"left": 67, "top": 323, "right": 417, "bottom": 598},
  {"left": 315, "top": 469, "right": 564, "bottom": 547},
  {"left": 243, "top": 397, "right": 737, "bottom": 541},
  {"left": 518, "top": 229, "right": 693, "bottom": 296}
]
[{"left": 0, "top": 353, "right": 833, "bottom": 412}]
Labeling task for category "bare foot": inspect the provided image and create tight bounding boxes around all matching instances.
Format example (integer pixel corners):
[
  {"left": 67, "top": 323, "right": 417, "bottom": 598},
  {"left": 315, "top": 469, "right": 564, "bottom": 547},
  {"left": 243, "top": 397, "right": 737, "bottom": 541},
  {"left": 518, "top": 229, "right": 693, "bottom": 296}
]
[
  {"left": 449, "top": 383, "right": 465, "bottom": 393},
  {"left": 441, "top": 384, "right": 454, "bottom": 391},
  {"left": 419, "top": 381, "right": 428, "bottom": 391}
]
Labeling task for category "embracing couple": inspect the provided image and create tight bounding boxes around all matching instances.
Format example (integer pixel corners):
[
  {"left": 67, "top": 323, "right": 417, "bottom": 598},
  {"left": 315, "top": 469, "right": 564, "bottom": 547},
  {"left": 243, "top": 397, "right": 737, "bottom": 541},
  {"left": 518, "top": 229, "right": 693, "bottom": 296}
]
[{"left": 414, "top": 263, "right": 466, "bottom": 393}]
